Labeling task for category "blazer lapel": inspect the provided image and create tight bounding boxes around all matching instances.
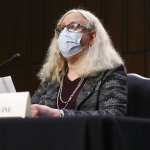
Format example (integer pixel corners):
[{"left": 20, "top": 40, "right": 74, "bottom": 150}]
[{"left": 75, "top": 72, "right": 104, "bottom": 109}]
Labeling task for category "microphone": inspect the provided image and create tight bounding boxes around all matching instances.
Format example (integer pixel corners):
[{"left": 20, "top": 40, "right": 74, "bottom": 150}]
[{"left": 0, "top": 53, "right": 21, "bottom": 68}]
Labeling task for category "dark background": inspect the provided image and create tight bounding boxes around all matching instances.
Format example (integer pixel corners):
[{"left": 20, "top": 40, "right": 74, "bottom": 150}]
[{"left": 0, "top": 0, "right": 150, "bottom": 94}]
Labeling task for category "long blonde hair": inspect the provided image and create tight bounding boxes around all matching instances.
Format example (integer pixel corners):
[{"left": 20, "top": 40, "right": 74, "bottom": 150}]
[{"left": 38, "top": 9, "right": 124, "bottom": 82}]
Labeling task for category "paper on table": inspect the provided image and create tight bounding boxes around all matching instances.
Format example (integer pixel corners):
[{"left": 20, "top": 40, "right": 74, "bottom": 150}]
[{"left": 0, "top": 76, "right": 16, "bottom": 93}]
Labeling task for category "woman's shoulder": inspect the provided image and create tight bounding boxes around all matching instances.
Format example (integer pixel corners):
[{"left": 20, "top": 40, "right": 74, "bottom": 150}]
[
  {"left": 34, "top": 80, "right": 59, "bottom": 95},
  {"left": 85, "top": 65, "right": 126, "bottom": 88},
  {"left": 106, "top": 65, "right": 126, "bottom": 76},
  {"left": 32, "top": 80, "right": 59, "bottom": 103},
  {"left": 94, "top": 65, "right": 127, "bottom": 82},
  {"left": 40, "top": 80, "right": 59, "bottom": 89},
  {"left": 102, "top": 65, "right": 127, "bottom": 85}
]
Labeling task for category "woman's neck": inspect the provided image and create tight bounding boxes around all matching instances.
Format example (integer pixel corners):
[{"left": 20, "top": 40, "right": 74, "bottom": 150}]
[
  {"left": 66, "top": 51, "right": 84, "bottom": 81},
  {"left": 67, "top": 65, "right": 79, "bottom": 81}
]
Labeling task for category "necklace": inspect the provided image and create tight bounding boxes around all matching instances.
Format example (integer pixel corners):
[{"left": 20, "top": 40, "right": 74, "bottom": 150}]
[{"left": 57, "top": 76, "right": 84, "bottom": 109}]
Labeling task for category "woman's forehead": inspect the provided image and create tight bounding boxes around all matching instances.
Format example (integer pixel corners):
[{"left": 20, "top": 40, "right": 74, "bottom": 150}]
[{"left": 61, "top": 12, "right": 88, "bottom": 25}]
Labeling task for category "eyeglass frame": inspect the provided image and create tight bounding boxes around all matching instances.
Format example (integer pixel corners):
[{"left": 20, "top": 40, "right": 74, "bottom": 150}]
[{"left": 55, "top": 21, "right": 95, "bottom": 36}]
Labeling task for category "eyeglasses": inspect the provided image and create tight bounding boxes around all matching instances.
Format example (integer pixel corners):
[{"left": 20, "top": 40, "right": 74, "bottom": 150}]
[{"left": 55, "top": 22, "right": 94, "bottom": 35}]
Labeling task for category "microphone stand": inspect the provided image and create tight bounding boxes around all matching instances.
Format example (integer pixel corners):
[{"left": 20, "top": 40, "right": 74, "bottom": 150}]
[{"left": 0, "top": 53, "right": 21, "bottom": 68}]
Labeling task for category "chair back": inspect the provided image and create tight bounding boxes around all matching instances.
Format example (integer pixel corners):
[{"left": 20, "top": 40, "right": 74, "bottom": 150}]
[{"left": 127, "top": 73, "right": 150, "bottom": 118}]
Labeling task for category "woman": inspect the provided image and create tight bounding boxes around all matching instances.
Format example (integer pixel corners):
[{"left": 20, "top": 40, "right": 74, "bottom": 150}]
[{"left": 31, "top": 9, "right": 127, "bottom": 118}]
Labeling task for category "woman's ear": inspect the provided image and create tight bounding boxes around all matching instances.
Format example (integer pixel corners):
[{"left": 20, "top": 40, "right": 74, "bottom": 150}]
[
  {"left": 89, "top": 31, "right": 96, "bottom": 46},
  {"left": 81, "top": 30, "right": 96, "bottom": 47}
]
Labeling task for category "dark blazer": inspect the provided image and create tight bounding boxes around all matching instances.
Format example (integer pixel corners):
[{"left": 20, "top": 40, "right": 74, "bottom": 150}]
[{"left": 32, "top": 65, "right": 127, "bottom": 117}]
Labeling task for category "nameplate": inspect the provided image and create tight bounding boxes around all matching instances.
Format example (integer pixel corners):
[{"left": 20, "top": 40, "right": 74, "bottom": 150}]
[{"left": 0, "top": 92, "right": 31, "bottom": 118}]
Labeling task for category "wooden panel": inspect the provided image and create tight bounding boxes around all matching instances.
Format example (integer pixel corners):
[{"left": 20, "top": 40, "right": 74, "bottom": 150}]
[
  {"left": 0, "top": 0, "right": 31, "bottom": 65},
  {"left": 145, "top": 52, "right": 150, "bottom": 77},
  {"left": 0, "top": 65, "right": 32, "bottom": 91},
  {"left": 145, "top": 0, "right": 150, "bottom": 51},
  {"left": 0, "top": 1, "right": 8, "bottom": 60},
  {"left": 124, "top": 53, "right": 145, "bottom": 75},
  {"left": 102, "top": 0, "right": 123, "bottom": 53},
  {"left": 0, "top": 1, "right": 27, "bottom": 60},
  {"left": 127, "top": 0, "right": 145, "bottom": 52},
  {"left": 28, "top": 0, "right": 46, "bottom": 64},
  {"left": 8, "top": 0, "right": 30, "bottom": 60},
  {"left": 84, "top": 0, "right": 101, "bottom": 15},
  {"left": 31, "top": 64, "right": 41, "bottom": 94},
  {"left": 122, "top": 0, "right": 128, "bottom": 53}
]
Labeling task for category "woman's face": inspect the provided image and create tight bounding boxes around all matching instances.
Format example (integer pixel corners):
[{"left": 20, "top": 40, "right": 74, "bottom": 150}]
[{"left": 58, "top": 12, "right": 96, "bottom": 49}]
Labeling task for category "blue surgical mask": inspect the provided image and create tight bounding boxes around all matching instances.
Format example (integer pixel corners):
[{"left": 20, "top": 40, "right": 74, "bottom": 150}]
[{"left": 58, "top": 28, "right": 82, "bottom": 58}]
